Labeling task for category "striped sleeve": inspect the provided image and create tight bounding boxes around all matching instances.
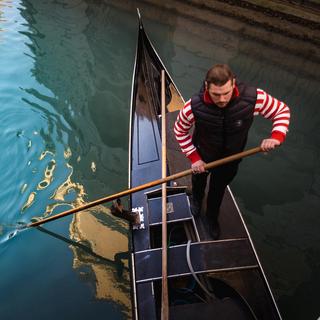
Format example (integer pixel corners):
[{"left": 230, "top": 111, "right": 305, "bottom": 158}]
[
  {"left": 254, "top": 89, "right": 291, "bottom": 143},
  {"left": 174, "top": 99, "right": 201, "bottom": 163}
]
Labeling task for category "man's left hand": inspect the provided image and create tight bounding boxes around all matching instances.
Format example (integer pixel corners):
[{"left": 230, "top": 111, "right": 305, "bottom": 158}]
[{"left": 260, "top": 138, "right": 281, "bottom": 152}]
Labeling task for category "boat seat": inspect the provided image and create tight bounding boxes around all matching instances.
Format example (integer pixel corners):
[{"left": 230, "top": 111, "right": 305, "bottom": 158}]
[
  {"left": 134, "top": 239, "right": 258, "bottom": 284},
  {"left": 169, "top": 299, "right": 255, "bottom": 320},
  {"left": 147, "top": 190, "right": 193, "bottom": 226}
]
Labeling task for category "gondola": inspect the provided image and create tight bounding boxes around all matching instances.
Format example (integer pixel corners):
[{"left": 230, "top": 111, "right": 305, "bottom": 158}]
[{"left": 128, "top": 10, "right": 282, "bottom": 320}]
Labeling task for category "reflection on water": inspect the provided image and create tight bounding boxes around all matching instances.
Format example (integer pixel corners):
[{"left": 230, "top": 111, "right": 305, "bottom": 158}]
[
  {"left": 69, "top": 207, "right": 131, "bottom": 317},
  {"left": 0, "top": 0, "right": 133, "bottom": 318},
  {"left": 17, "top": 0, "right": 132, "bottom": 316},
  {"left": 0, "top": 0, "right": 12, "bottom": 27}
]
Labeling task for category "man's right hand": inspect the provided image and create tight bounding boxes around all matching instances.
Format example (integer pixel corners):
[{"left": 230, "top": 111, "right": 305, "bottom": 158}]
[{"left": 192, "top": 160, "right": 206, "bottom": 174}]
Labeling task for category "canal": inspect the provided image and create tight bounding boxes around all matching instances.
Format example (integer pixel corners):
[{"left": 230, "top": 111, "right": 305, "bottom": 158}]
[{"left": 0, "top": 1, "right": 319, "bottom": 319}]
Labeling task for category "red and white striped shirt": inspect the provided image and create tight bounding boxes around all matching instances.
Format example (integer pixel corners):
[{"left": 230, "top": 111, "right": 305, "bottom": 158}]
[{"left": 174, "top": 87, "right": 291, "bottom": 163}]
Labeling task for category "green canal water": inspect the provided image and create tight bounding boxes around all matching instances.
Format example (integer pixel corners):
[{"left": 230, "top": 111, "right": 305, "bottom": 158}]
[{"left": 0, "top": 1, "right": 319, "bottom": 319}]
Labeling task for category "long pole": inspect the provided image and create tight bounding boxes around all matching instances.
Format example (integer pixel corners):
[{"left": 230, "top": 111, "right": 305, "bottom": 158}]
[
  {"left": 161, "top": 70, "right": 169, "bottom": 320},
  {"left": 27, "top": 146, "right": 262, "bottom": 228}
]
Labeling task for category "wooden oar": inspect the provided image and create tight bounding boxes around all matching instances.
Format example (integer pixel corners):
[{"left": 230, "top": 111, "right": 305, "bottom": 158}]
[
  {"left": 27, "top": 146, "right": 262, "bottom": 228},
  {"left": 161, "top": 70, "right": 169, "bottom": 320}
]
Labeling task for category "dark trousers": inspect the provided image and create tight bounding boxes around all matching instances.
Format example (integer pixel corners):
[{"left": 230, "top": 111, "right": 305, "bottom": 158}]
[{"left": 191, "top": 161, "right": 239, "bottom": 222}]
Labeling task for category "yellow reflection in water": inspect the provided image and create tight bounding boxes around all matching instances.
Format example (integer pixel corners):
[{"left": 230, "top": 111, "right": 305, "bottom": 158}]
[
  {"left": 21, "top": 191, "right": 36, "bottom": 212},
  {"left": 37, "top": 159, "right": 56, "bottom": 190},
  {"left": 39, "top": 150, "right": 54, "bottom": 161},
  {"left": 38, "top": 162, "right": 86, "bottom": 218},
  {"left": 70, "top": 207, "right": 131, "bottom": 318},
  {"left": 21, "top": 145, "right": 131, "bottom": 316},
  {"left": 51, "top": 163, "right": 85, "bottom": 202},
  {"left": 21, "top": 149, "right": 82, "bottom": 216}
]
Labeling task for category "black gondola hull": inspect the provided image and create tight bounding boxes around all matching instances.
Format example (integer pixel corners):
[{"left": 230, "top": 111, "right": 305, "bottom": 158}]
[{"left": 128, "top": 11, "right": 282, "bottom": 320}]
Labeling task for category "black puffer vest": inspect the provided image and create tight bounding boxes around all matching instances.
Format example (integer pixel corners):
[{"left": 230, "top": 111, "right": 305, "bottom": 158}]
[{"left": 191, "top": 82, "right": 257, "bottom": 163}]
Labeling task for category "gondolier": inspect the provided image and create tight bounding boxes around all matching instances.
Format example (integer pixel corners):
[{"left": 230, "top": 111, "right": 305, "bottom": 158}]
[{"left": 174, "top": 64, "right": 291, "bottom": 239}]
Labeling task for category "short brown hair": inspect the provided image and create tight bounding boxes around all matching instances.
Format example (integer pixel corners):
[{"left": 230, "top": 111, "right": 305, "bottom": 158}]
[{"left": 205, "top": 64, "right": 234, "bottom": 86}]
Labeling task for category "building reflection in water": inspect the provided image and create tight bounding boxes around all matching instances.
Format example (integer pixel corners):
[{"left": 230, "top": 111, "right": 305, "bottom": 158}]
[{"left": 18, "top": 0, "right": 133, "bottom": 317}]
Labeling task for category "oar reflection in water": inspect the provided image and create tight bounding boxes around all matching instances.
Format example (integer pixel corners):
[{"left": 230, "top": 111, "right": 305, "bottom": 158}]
[{"left": 36, "top": 226, "right": 129, "bottom": 278}]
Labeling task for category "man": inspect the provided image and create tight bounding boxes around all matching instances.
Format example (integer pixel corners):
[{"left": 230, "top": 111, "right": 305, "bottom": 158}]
[{"left": 174, "top": 64, "right": 290, "bottom": 239}]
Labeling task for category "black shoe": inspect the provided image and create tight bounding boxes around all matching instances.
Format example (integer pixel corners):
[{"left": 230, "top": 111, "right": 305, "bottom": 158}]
[{"left": 207, "top": 218, "right": 220, "bottom": 240}]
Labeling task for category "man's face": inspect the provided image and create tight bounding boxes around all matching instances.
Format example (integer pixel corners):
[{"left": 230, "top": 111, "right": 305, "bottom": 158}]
[{"left": 206, "top": 79, "right": 235, "bottom": 108}]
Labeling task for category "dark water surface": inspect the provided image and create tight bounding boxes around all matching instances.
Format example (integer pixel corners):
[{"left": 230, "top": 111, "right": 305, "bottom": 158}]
[{"left": 0, "top": 1, "right": 319, "bottom": 319}]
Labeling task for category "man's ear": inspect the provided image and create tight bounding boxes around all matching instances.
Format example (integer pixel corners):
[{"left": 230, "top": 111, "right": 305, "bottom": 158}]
[
  {"left": 204, "top": 81, "right": 208, "bottom": 90},
  {"left": 232, "top": 78, "right": 236, "bottom": 88}
]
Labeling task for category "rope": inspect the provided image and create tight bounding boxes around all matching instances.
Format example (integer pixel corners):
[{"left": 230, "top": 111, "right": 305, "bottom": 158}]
[
  {"left": 186, "top": 240, "right": 216, "bottom": 299},
  {"left": 186, "top": 240, "right": 259, "bottom": 320}
]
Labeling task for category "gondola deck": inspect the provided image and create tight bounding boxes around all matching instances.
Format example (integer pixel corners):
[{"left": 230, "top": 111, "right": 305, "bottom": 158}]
[{"left": 128, "top": 10, "right": 282, "bottom": 320}]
